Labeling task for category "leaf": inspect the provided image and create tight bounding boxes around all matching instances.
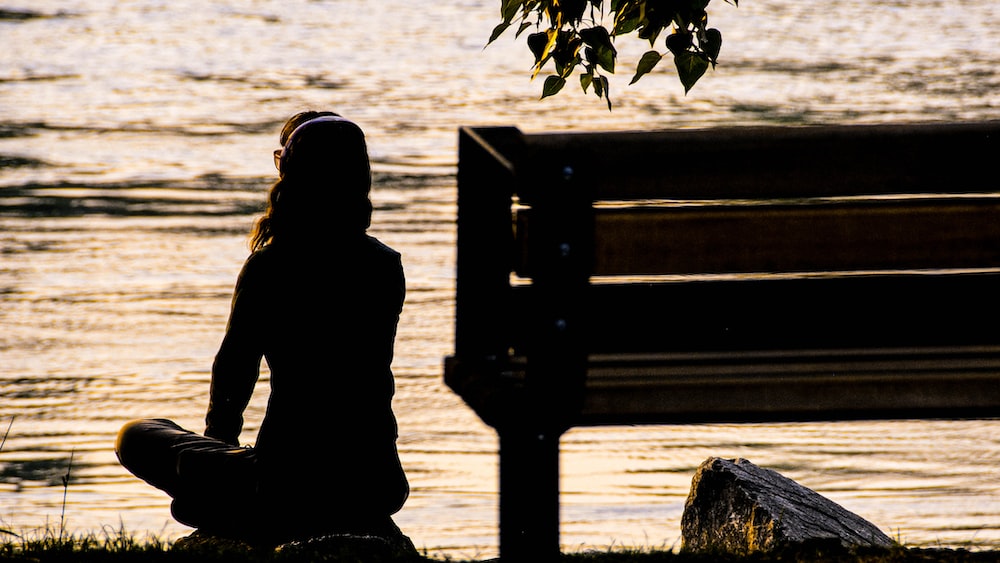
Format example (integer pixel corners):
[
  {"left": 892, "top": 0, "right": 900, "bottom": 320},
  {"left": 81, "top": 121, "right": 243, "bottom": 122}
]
[
  {"left": 541, "top": 75, "right": 567, "bottom": 99},
  {"left": 562, "top": 0, "right": 587, "bottom": 23},
  {"left": 612, "top": 3, "right": 642, "bottom": 35},
  {"left": 579, "top": 26, "right": 614, "bottom": 51},
  {"left": 600, "top": 76, "right": 613, "bottom": 111},
  {"left": 674, "top": 52, "right": 709, "bottom": 93},
  {"left": 630, "top": 50, "right": 663, "bottom": 84},
  {"left": 540, "top": 27, "right": 560, "bottom": 62},
  {"left": 579, "top": 27, "right": 618, "bottom": 74},
  {"left": 500, "top": 0, "right": 522, "bottom": 22},
  {"left": 580, "top": 72, "right": 593, "bottom": 93},
  {"left": 552, "top": 33, "right": 583, "bottom": 77},
  {"left": 595, "top": 44, "right": 616, "bottom": 73},
  {"left": 702, "top": 28, "right": 722, "bottom": 65},
  {"left": 665, "top": 31, "right": 693, "bottom": 56},
  {"left": 487, "top": 22, "right": 511, "bottom": 45},
  {"left": 527, "top": 31, "right": 549, "bottom": 62},
  {"left": 637, "top": 20, "right": 665, "bottom": 46},
  {"left": 528, "top": 28, "right": 562, "bottom": 79}
]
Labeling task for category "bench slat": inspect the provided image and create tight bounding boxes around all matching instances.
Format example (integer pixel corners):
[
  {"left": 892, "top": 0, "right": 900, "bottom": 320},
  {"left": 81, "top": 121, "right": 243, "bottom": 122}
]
[
  {"left": 516, "top": 198, "right": 1000, "bottom": 277},
  {"left": 507, "top": 272, "right": 1000, "bottom": 355},
  {"left": 518, "top": 121, "right": 1000, "bottom": 201},
  {"left": 576, "top": 346, "right": 1000, "bottom": 423}
]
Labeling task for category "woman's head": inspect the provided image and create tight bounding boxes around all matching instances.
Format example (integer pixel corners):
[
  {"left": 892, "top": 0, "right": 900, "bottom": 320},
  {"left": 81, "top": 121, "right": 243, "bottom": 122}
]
[
  {"left": 251, "top": 111, "right": 374, "bottom": 250},
  {"left": 276, "top": 112, "right": 371, "bottom": 185}
]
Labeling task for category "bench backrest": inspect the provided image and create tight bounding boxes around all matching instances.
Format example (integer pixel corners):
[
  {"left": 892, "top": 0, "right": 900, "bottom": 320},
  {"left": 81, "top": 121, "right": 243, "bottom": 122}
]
[{"left": 446, "top": 122, "right": 1000, "bottom": 432}]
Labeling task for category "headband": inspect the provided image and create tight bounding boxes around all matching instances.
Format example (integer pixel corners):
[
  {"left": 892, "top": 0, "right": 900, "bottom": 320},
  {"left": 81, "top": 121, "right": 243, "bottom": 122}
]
[{"left": 277, "top": 115, "right": 353, "bottom": 174}]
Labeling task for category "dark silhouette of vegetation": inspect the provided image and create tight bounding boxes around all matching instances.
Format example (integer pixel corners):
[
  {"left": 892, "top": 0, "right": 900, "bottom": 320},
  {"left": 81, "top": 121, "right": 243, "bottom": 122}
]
[
  {"left": 0, "top": 531, "right": 997, "bottom": 563},
  {"left": 488, "top": 0, "right": 737, "bottom": 109}
]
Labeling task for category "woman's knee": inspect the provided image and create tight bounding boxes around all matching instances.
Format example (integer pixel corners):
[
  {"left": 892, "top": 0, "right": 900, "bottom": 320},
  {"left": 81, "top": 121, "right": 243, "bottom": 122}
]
[
  {"left": 115, "top": 418, "right": 178, "bottom": 466},
  {"left": 116, "top": 419, "right": 145, "bottom": 460}
]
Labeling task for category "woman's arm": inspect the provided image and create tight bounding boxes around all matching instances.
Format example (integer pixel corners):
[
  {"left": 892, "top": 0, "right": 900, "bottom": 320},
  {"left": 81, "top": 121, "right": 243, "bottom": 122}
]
[{"left": 204, "top": 253, "right": 267, "bottom": 445}]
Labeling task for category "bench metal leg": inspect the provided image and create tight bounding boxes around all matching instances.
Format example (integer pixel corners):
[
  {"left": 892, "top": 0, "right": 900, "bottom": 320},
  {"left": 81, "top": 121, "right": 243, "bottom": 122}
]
[{"left": 499, "top": 428, "right": 561, "bottom": 561}]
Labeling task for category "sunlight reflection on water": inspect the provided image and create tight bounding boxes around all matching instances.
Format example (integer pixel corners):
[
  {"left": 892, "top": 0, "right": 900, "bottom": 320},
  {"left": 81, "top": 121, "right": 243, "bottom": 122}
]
[{"left": 1, "top": 0, "right": 999, "bottom": 558}]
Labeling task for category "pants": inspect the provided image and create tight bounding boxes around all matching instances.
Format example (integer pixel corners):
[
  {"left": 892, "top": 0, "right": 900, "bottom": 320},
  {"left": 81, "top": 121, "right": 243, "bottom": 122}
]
[
  {"left": 115, "top": 418, "right": 261, "bottom": 535},
  {"left": 115, "top": 418, "right": 399, "bottom": 543}
]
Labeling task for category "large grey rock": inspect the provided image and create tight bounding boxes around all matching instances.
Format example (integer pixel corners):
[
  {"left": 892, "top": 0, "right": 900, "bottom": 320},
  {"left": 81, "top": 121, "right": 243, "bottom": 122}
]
[{"left": 681, "top": 457, "right": 893, "bottom": 554}]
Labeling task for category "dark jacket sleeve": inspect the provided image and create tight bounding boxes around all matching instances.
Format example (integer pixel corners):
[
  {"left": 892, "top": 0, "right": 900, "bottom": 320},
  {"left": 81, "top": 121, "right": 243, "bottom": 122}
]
[{"left": 205, "top": 252, "right": 267, "bottom": 445}]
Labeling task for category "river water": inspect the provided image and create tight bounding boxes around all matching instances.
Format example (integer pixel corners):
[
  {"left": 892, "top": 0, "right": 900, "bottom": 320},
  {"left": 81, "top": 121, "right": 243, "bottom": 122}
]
[{"left": 1, "top": 1, "right": 998, "bottom": 559}]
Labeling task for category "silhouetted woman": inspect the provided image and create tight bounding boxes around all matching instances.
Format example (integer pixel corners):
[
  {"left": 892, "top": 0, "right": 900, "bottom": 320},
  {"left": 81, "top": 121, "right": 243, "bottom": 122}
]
[{"left": 116, "top": 111, "right": 409, "bottom": 545}]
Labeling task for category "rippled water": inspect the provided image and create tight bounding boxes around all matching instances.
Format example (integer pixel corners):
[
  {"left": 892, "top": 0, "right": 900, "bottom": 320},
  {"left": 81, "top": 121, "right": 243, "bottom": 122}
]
[{"left": 1, "top": 1, "right": 998, "bottom": 559}]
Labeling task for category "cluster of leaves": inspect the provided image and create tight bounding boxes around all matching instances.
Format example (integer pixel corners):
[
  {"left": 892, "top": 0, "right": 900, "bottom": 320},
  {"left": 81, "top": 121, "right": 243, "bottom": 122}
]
[{"left": 488, "top": 0, "right": 736, "bottom": 110}]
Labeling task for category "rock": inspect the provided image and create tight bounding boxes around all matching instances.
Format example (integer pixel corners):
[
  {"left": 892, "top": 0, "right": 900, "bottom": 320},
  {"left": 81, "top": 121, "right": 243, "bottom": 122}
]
[
  {"left": 276, "top": 519, "right": 420, "bottom": 561},
  {"left": 173, "top": 518, "right": 421, "bottom": 561},
  {"left": 681, "top": 457, "right": 893, "bottom": 554},
  {"left": 276, "top": 531, "right": 421, "bottom": 561},
  {"left": 171, "top": 530, "right": 260, "bottom": 554}
]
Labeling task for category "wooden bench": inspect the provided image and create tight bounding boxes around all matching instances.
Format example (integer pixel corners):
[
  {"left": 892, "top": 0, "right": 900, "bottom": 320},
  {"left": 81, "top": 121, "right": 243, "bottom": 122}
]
[{"left": 443, "top": 121, "right": 1000, "bottom": 560}]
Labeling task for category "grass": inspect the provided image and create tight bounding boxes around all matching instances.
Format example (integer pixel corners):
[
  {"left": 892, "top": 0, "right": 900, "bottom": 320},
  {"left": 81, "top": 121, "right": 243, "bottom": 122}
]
[
  {"left": 0, "top": 528, "right": 997, "bottom": 563},
  {"left": 0, "top": 526, "right": 171, "bottom": 562}
]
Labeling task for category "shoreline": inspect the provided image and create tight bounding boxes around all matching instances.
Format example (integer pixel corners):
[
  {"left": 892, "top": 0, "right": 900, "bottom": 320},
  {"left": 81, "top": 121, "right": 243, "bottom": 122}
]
[{"left": 3, "top": 528, "right": 999, "bottom": 563}]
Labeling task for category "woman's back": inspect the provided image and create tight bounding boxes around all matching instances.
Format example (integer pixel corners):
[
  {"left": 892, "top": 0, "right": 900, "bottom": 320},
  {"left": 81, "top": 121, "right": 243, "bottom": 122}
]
[{"left": 253, "top": 236, "right": 404, "bottom": 447}]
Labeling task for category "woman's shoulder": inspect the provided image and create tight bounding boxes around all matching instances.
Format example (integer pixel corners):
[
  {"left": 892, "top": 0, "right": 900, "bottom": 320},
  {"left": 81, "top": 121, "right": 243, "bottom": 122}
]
[
  {"left": 233, "top": 246, "right": 280, "bottom": 288},
  {"left": 363, "top": 235, "right": 401, "bottom": 261},
  {"left": 246, "top": 237, "right": 400, "bottom": 269},
  {"left": 244, "top": 245, "right": 280, "bottom": 268},
  {"left": 248, "top": 236, "right": 400, "bottom": 268}
]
